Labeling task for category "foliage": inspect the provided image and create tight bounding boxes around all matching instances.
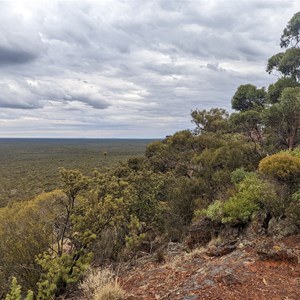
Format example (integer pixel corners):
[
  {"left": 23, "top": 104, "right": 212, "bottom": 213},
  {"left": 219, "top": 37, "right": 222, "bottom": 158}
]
[
  {"left": 280, "top": 11, "right": 300, "bottom": 48},
  {"left": 259, "top": 152, "right": 300, "bottom": 182},
  {"left": 4, "top": 277, "right": 33, "bottom": 300},
  {"left": 204, "top": 174, "right": 278, "bottom": 225},
  {"left": 267, "top": 77, "right": 299, "bottom": 104},
  {"left": 222, "top": 174, "right": 275, "bottom": 224},
  {"left": 229, "top": 110, "right": 264, "bottom": 153},
  {"left": 163, "top": 176, "right": 202, "bottom": 240},
  {"left": 205, "top": 200, "right": 224, "bottom": 222},
  {"left": 267, "top": 11, "right": 300, "bottom": 81},
  {"left": 70, "top": 165, "right": 169, "bottom": 261},
  {"left": 191, "top": 108, "right": 229, "bottom": 134},
  {"left": 36, "top": 251, "right": 92, "bottom": 299},
  {"left": 263, "top": 87, "right": 300, "bottom": 149},
  {"left": 230, "top": 168, "right": 253, "bottom": 184},
  {"left": 191, "top": 133, "right": 260, "bottom": 203},
  {"left": 231, "top": 84, "right": 267, "bottom": 112},
  {"left": 286, "top": 191, "right": 300, "bottom": 225},
  {"left": 34, "top": 169, "right": 93, "bottom": 299},
  {"left": 266, "top": 48, "right": 300, "bottom": 80},
  {"left": 0, "top": 191, "right": 66, "bottom": 292},
  {"left": 5, "top": 277, "right": 21, "bottom": 300},
  {"left": 3, "top": 12, "right": 300, "bottom": 297},
  {"left": 222, "top": 195, "right": 259, "bottom": 224},
  {"left": 0, "top": 139, "right": 150, "bottom": 207}
]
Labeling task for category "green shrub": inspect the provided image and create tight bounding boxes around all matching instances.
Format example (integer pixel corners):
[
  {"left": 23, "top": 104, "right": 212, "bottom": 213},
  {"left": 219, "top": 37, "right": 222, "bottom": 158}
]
[
  {"left": 205, "top": 200, "right": 224, "bottom": 222},
  {"left": 5, "top": 277, "right": 33, "bottom": 300},
  {"left": 5, "top": 277, "right": 21, "bottom": 300},
  {"left": 222, "top": 195, "right": 259, "bottom": 224},
  {"left": 231, "top": 167, "right": 253, "bottom": 184},
  {"left": 204, "top": 174, "right": 278, "bottom": 224},
  {"left": 286, "top": 191, "right": 300, "bottom": 226},
  {"left": 0, "top": 191, "right": 66, "bottom": 292}
]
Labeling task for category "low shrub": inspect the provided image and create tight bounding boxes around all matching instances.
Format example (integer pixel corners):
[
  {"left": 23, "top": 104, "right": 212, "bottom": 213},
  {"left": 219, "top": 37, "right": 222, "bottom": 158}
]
[
  {"left": 204, "top": 173, "right": 278, "bottom": 225},
  {"left": 259, "top": 152, "right": 300, "bottom": 183}
]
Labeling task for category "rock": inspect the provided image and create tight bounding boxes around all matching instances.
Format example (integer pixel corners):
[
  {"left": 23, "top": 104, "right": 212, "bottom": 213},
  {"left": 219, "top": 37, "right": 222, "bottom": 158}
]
[
  {"left": 218, "top": 273, "right": 240, "bottom": 286},
  {"left": 267, "top": 217, "right": 299, "bottom": 239},
  {"left": 206, "top": 240, "right": 237, "bottom": 257},
  {"left": 219, "top": 225, "right": 242, "bottom": 240},
  {"left": 245, "top": 212, "right": 269, "bottom": 239},
  {"left": 256, "top": 241, "right": 299, "bottom": 263}
]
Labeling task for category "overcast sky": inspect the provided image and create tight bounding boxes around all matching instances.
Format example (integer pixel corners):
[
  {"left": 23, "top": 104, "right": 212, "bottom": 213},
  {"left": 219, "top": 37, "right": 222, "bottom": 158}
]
[{"left": 0, "top": 0, "right": 298, "bottom": 138}]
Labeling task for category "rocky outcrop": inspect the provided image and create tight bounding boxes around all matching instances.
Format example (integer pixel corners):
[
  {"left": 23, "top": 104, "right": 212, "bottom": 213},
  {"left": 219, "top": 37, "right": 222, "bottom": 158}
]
[{"left": 121, "top": 235, "right": 300, "bottom": 300}]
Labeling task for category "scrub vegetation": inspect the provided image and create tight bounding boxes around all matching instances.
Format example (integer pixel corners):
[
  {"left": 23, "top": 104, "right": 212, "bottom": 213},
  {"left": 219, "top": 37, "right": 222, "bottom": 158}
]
[{"left": 0, "top": 139, "right": 151, "bottom": 207}]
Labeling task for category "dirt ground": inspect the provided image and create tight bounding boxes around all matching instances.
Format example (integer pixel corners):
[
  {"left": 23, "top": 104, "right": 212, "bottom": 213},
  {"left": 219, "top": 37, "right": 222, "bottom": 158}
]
[{"left": 121, "top": 235, "right": 300, "bottom": 300}]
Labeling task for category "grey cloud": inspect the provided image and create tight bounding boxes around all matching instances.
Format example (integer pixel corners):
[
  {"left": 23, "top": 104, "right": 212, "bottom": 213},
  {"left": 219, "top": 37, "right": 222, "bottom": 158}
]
[
  {"left": 63, "top": 96, "right": 109, "bottom": 110},
  {"left": 0, "top": 0, "right": 299, "bottom": 138},
  {"left": 0, "top": 47, "right": 37, "bottom": 65},
  {"left": 0, "top": 82, "right": 41, "bottom": 109},
  {"left": 0, "top": 98, "right": 37, "bottom": 109}
]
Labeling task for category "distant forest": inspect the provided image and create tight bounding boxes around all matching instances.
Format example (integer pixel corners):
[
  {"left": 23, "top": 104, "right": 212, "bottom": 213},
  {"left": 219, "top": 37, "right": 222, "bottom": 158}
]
[{"left": 1, "top": 11, "right": 300, "bottom": 300}]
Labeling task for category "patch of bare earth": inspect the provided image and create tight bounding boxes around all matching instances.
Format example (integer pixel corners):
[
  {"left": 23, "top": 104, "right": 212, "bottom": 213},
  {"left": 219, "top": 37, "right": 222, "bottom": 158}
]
[{"left": 120, "top": 236, "right": 300, "bottom": 300}]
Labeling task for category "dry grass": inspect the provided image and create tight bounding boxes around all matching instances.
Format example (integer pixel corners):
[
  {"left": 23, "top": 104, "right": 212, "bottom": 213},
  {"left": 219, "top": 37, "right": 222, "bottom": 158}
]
[
  {"left": 94, "top": 283, "right": 125, "bottom": 300},
  {"left": 80, "top": 268, "right": 125, "bottom": 300},
  {"left": 183, "top": 246, "right": 206, "bottom": 260},
  {"left": 207, "top": 235, "right": 223, "bottom": 247}
]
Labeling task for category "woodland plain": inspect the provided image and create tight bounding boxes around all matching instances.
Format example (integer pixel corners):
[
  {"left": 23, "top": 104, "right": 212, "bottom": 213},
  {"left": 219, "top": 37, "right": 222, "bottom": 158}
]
[{"left": 0, "top": 139, "right": 152, "bottom": 206}]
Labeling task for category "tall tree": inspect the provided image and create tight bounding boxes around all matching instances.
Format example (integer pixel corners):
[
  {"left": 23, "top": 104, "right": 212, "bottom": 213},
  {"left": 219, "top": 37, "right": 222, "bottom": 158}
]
[
  {"left": 280, "top": 11, "right": 300, "bottom": 48},
  {"left": 267, "top": 12, "right": 300, "bottom": 82},
  {"left": 264, "top": 87, "right": 300, "bottom": 149},
  {"left": 231, "top": 84, "right": 267, "bottom": 112},
  {"left": 191, "top": 108, "right": 229, "bottom": 135},
  {"left": 267, "top": 77, "right": 299, "bottom": 104}
]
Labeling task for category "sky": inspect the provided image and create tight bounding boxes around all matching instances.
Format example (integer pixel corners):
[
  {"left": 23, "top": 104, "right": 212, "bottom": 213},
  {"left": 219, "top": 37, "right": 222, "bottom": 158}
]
[{"left": 0, "top": 0, "right": 299, "bottom": 138}]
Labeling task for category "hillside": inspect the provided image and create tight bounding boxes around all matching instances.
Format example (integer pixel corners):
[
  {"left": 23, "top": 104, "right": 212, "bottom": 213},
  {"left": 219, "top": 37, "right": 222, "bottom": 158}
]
[{"left": 121, "top": 235, "right": 300, "bottom": 300}]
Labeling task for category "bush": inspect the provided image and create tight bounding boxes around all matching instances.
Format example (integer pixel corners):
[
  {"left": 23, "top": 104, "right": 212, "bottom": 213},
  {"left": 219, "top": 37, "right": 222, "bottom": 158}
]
[
  {"left": 4, "top": 277, "right": 33, "bottom": 300},
  {"left": 204, "top": 174, "right": 278, "bottom": 225},
  {"left": 222, "top": 195, "right": 259, "bottom": 224},
  {"left": 231, "top": 168, "right": 253, "bottom": 184},
  {"left": 223, "top": 174, "right": 278, "bottom": 224},
  {"left": 259, "top": 152, "right": 300, "bottom": 182},
  {"left": 0, "top": 191, "right": 66, "bottom": 292},
  {"left": 286, "top": 191, "right": 300, "bottom": 226},
  {"left": 205, "top": 200, "right": 223, "bottom": 222}
]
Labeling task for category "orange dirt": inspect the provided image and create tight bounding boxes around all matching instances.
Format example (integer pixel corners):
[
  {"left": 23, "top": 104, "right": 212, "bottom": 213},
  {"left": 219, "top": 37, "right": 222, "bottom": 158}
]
[{"left": 121, "top": 236, "right": 300, "bottom": 300}]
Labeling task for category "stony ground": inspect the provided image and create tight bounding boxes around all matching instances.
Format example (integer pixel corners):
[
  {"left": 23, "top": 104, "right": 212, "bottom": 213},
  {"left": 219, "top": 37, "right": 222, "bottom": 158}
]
[{"left": 121, "top": 235, "right": 300, "bottom": 300}]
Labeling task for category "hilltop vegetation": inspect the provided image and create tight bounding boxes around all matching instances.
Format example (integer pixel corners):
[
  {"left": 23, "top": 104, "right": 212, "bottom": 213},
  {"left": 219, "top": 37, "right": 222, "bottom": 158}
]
[{"left": 1, "top": 11, "right": 300, "bottom": 300}]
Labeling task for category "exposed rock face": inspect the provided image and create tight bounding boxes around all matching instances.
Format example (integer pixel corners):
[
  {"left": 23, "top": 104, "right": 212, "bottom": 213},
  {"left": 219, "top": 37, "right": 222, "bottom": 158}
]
[
  {"left": 206, "top": 240, "right": 237, "bottom": 257},
  {"left": 267, "top": 217, "right": 299, "bottom": 239},
  {"left": 121, "top": 235, "right": 300, "bottom": 300},
  {"left": 257, "top": 240, "right": 299, "bottom": 263}
]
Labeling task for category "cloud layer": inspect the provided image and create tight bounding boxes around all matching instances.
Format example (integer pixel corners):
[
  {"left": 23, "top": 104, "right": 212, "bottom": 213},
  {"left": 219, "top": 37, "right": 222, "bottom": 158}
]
[{"left": 0, "top": 0, "right": 299, "bottom": 138}]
